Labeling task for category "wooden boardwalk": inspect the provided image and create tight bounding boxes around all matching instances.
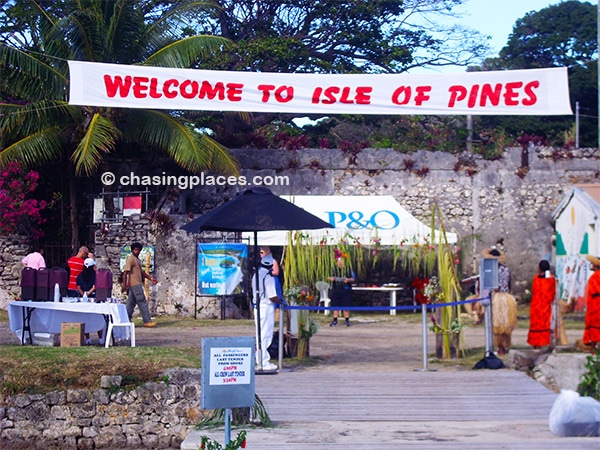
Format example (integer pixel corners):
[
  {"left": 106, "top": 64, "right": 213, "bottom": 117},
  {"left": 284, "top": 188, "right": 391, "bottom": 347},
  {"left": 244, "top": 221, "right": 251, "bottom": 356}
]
[{"left": 184, "top": 369, "right": 596, "bottom": 449}]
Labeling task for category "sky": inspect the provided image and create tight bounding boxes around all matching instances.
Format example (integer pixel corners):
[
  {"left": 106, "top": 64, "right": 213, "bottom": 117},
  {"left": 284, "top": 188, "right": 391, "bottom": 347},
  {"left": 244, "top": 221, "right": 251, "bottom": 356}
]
[{"left": 452, "top": 0, "right": 589, "bottom": 58}]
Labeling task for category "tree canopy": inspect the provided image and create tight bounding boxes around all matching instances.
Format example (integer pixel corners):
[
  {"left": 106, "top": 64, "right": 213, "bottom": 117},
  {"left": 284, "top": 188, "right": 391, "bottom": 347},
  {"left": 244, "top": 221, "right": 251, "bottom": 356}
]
[
  {"left": 191, "top": 0, "right": 489, "bottom": 74},
  {"left": 471, "top": 1, "right": 597, "bottom": 149}
]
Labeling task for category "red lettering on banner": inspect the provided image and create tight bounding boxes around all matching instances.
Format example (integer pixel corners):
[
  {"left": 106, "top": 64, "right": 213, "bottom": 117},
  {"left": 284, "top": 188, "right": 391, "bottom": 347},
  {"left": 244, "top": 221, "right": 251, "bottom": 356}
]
[
  {"left": 149, "top": 78, "right": 162, "bottom": 99},
  {"left": 199, "top": 81, "right": 226, "bottom": 100},
  {"left": 414, "top": 86, "right": 432, "bottom": 105},
  {"left": 448, "top": 81, "right": 540, "bottom": 108},
  {"left": 103, "top": 75, "right": 245, "bottom": 102},
  {"left": 311, "top": 86, "right": 372, "bottom": 105},
  {"left": 132, "top": 77, "right": 149, "bottom": 98},
  {"left": 227, "top": 83, "right": 243, "bottom": 102},
  {"left": 180, "top": 80, "right": 199, "bottom": 99},
  {"left": 164, "top": 79, "right": 179, "bottom": 98},
  {"left": 391, "top": 86, "right": 411, "bottom": 105},
  {"left": 480, "top": 83, "right": 502, "bottom": 106},
  {"left": 258, "top": 84, "right": 276, "bottom": 102},
  {"left": 522, "top": 81, "right": 539, "bottom": 106},
  {"left": 391, "top": 86, "right": 431, "bottom": 106},
  {"left": 503, "top": 82, "right": 522, "bottom": 106},
  {"left": 104, "top": 75, "right": 132, "bottom": 98},
  {"left": 257, "top": 85, "right": 294, "bottom": 103}
]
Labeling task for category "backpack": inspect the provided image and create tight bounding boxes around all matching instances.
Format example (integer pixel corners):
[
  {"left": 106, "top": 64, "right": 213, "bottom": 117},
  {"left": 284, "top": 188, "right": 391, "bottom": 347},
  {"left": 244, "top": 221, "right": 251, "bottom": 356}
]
[
  {"left": 473, "top": 351, "right": 505, "bottom": 370},
  {"left": 263, "top": 269, "right": 286, "bottom": 306}
]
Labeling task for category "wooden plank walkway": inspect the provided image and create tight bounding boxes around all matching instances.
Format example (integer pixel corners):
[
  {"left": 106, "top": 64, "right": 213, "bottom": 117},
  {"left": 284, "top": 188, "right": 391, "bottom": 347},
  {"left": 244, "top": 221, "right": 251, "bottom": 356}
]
[{"left": 184, "top": 369, "right": 597, "bottom": 449}]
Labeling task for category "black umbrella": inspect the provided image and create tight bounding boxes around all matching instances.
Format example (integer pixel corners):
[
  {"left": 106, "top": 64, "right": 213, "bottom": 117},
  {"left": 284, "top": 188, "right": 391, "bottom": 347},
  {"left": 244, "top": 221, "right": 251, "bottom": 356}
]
[{"left": 181, "top": 187, "right": 333, "bottom": 370}]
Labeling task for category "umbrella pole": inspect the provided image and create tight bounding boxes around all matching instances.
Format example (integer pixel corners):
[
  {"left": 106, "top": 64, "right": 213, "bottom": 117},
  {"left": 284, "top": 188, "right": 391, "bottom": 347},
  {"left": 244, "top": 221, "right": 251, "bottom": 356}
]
[{"left": 254, "top": 232, "right": 262, "bottom": 371}]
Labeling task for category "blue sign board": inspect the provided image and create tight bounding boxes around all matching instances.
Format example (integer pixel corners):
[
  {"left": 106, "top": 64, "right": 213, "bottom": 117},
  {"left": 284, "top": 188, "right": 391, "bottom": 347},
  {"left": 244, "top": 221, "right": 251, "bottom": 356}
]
[{"left": 198, "top": 243, "right": 247, "bottom": 295}]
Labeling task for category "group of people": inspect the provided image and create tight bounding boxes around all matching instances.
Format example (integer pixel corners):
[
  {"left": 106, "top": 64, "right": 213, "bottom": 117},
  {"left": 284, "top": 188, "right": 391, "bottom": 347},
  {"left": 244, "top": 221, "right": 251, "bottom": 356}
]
[
  {"left": 253, "top": 247, "right": 356, "bottom": 371},
  {"left": 461, "top": 245, "right": 600, "bottom": 354},
  {"left": 525, "top": 253, "right": 600, "bottom": 352},
  {"left": 22, "top": 242, "right": 159, "bottom": 344},
  {"left": 23, "top": 239, "right": 600, "bottom": 356}
]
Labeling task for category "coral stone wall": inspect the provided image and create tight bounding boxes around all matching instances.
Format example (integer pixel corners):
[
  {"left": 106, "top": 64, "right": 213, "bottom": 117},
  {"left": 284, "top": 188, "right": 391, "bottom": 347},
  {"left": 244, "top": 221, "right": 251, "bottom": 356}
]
[{"left": 0, "top": 368, "right": 204, "bottom": 450}]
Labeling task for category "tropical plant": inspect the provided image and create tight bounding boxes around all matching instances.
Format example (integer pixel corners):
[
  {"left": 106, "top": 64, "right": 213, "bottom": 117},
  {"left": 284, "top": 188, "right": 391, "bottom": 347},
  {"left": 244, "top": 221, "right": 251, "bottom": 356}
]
[
  {"left": 0, "top": 160, "right": 52, "bottom": 238},
  {"left": 0, "top": 0, "right": 239, "bottom": 247},
  {"left": 578, "top": 348, "right": 600, "bottom": 401}
]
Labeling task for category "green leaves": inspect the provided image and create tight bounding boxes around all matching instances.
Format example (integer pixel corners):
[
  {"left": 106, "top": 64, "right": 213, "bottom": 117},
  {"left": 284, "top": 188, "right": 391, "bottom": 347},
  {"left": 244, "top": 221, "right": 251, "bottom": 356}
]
[{"left": 71, "top": 113, "right": 121, "bottom": 175}]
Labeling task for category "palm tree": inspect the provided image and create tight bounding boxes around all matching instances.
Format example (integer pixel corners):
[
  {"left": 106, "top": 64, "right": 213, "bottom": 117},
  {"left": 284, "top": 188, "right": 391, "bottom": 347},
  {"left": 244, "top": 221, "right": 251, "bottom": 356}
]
[{"left": 0, "top": 0, "right": 239, "bottom": 248}]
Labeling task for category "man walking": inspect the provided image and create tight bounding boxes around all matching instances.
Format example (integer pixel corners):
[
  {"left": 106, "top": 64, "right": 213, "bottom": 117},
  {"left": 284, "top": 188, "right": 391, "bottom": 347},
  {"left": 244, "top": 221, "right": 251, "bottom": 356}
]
[{"left": 122, "top": 242, "right": 158, "bottom": 328}]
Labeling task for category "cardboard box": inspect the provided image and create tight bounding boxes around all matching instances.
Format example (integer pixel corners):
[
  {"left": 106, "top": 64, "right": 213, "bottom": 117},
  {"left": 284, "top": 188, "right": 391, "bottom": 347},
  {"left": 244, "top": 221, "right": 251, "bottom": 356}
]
[{"left": 60, "top": 322, "right": 84, "bottom": 347}]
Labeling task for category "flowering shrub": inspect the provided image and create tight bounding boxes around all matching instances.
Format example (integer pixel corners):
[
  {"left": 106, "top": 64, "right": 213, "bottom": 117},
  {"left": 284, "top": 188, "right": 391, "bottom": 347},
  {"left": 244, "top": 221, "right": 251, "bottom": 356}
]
[
  {"left": 0, "top": 162, "right": 50, "bottom": 238},
  {"left": 423, "top": 276, "right": 443, "bottom": 303},
  {"left": 284, "top": 285, "right": 316, "bottom": 306}
]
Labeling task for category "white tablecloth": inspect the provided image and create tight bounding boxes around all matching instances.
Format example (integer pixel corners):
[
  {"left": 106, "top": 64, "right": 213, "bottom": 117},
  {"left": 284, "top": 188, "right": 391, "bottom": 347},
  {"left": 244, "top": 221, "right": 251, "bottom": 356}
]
[
  {"left": 352, "top": 287, "right": 404, "bottom": 315},
  {"left": 8, "top": 301, "right": 129, "bottom": 342}
]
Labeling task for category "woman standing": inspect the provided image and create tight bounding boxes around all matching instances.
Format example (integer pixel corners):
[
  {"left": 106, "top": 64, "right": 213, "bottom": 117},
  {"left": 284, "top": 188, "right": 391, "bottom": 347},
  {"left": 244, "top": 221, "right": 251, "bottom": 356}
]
[
  {"left": 583, "top": 255, "right": 600, "bottom": 350},
  {"left": 527, "top": 260, "right": 556, "bottom": 349}
]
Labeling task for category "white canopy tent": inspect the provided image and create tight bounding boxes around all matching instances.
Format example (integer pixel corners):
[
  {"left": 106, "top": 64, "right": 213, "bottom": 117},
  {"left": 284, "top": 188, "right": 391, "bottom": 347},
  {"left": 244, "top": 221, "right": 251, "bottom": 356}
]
[{"left": 242, "top": 195, "right": 457, "bottom": 246}]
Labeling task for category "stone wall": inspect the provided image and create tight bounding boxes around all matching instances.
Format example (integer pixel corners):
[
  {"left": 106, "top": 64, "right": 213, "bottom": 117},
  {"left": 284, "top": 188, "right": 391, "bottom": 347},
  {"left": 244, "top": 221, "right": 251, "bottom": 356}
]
[
  {"left": 0, "top": 368, "right": 204, "bottom": 449},
  {"left": 0, "top": 236, "right": 30, "bottom": 306}
]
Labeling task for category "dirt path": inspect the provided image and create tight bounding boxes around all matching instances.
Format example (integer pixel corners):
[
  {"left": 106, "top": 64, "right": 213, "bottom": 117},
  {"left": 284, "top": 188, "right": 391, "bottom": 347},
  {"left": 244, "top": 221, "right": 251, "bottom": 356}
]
[{"left": 1, "top": 313, "right": 583, "bottom": 373}]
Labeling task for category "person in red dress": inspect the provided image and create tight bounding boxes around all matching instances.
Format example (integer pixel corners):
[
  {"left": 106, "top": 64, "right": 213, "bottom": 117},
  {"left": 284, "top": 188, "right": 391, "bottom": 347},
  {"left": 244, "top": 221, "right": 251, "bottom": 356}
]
[
  {"left": 527, "top": 260, "right": 556, "bottom": 349},
  {"left": 583, "top": 255, "right": 600, "bottom": 349}
]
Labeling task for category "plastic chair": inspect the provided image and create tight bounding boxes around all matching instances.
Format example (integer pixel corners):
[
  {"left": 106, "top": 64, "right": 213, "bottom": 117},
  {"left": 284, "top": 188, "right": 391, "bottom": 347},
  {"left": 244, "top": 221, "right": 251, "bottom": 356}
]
[
  {"left": 315, "top": 281, "right": 331, "bottom": 316},
  {"left": 104, "top": 321, "right": 136, "bottom": 348}
]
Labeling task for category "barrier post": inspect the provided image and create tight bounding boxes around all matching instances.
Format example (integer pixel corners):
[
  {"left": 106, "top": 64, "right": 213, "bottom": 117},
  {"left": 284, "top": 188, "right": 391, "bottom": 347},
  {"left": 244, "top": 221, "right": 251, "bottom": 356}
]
[
  {"left": 414, "top": 303, "right": 436, "bottom": 372},
  {"left": 482, "top": 293, "right": 493, "bottom": 353},
  {"left": 278, "top": 304, "right": 284, "bottom": 370}
]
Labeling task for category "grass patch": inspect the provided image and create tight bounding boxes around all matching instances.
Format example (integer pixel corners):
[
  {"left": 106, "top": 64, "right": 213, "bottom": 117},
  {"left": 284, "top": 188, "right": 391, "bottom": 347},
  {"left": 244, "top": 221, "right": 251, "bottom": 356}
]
[{"left": 0, "top": 345, "right": 199, "bottom": 396}]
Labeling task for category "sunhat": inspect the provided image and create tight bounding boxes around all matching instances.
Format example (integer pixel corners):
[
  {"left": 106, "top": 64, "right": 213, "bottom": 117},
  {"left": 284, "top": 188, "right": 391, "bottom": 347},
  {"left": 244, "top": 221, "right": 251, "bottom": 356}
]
[{"left": 586, "top": 255, "right": 600, "bottom": 266}]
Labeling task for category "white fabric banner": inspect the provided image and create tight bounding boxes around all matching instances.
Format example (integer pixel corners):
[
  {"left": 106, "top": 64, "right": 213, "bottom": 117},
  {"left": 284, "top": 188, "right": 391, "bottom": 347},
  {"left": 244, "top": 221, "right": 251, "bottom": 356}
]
[
  {"left": 68, "top": 61, "right": 572, "bottom": 116},
  {"left": 242, "top": 195, "right": 458, "bottom": 246}
]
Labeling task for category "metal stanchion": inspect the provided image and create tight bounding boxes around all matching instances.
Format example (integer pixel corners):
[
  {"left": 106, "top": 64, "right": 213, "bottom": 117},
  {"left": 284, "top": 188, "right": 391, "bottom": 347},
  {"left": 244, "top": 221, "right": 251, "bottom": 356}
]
[
  {"left": 224, "top": 408, "right": 231, "bottom": 445},
  {"left": 414, "top": 303, "right": 436, "bottom": 372},
  {"left": 278, "top": 304, "right": 284, "bottom": 370},
  {"left": 482, "top": 293, "right": 493, "bottom": 354}
]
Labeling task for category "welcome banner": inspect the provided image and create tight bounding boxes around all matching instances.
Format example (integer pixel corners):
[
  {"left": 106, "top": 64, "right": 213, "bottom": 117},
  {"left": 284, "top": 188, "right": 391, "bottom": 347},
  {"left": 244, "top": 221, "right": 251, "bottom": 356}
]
[{"left": 68, "top": 61, "right": 572, "bottom": 116}]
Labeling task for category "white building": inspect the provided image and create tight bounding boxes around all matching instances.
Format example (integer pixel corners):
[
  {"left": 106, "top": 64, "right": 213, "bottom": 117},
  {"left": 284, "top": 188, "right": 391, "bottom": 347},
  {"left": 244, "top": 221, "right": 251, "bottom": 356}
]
[{"left": 552, "top": 185, "right": 600, "bottom": 311}]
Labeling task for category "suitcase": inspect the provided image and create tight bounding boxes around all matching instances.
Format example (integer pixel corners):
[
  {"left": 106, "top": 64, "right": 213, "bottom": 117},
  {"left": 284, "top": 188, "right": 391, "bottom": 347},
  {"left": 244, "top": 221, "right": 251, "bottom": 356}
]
[
  {"left": 35, "top": 267, "right": 51, "bottom": 301},
  {"left": 49, "top": 267, "right": 69, "bottom": 298},
  {"left": 20, "top": 267, "right": 37, "bottom": 300},
  {"left": 95, "top": 268, "right": 113, "bottom": 302}
]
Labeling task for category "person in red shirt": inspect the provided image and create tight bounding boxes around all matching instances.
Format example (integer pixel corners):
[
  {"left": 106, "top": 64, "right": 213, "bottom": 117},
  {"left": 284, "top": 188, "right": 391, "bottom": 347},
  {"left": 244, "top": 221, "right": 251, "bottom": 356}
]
[
  {"left": 67, "top": 246, "right": 89, "bottom": 296},
  {"left": 527, "top": 260, "right": 556, "bottom": 349},
  {"left": 583, "top": 255, "right": 600, "bottom": 349}
]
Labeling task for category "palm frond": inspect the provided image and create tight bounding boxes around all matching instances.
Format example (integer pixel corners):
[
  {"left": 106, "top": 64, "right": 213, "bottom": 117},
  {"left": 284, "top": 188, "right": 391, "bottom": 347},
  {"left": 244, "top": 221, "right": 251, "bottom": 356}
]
[
  {"left": 0, "top": 44, "right": 68, "bottom": 100},
  {"left": 124, "top": 110, "right": 238, "bottom": 175},
  {"left": 144, "top": 35, "right": 232, "bottom": 68},
  {"left": 0, "top": 128, "right": 63, "bottom": 167},
  {"left": 71, "top": 113, "right": 121, "bottom": 175},
  {"left": 0, "top": 100, "right": 81, "bottom": 139}
]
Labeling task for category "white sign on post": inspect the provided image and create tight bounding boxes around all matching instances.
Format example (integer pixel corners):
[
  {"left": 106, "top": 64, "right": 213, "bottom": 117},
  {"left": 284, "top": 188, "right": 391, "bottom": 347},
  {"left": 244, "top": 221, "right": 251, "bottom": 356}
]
[
  {"left": 209, "top": 347, "right": 252, "bottom": 385},
  {"left": 201, "top": 337, "right": 256, "bottom": 410}
]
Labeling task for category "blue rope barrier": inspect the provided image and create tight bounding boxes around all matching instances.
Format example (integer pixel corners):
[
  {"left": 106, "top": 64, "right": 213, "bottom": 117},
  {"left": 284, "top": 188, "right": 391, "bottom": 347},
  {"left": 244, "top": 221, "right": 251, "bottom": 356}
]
[{"left": 285, "top": 295, "right": 487, "bottom": 312}]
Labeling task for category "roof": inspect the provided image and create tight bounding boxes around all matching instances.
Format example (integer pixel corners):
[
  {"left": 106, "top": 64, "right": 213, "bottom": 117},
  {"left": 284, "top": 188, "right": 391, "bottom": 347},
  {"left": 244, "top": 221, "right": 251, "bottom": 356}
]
[
  {"left": 578, "top": 183, "right": 600, "bottom": 204},
  {"left": 552, "top": 186, "right": 600, "bottom": 222}
]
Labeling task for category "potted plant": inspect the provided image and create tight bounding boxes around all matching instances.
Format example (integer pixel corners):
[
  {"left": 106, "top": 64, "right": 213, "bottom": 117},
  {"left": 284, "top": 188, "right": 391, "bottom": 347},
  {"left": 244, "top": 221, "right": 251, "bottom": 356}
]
[{"left": 284, "top": 285, "right": 319, "bottom": 358}]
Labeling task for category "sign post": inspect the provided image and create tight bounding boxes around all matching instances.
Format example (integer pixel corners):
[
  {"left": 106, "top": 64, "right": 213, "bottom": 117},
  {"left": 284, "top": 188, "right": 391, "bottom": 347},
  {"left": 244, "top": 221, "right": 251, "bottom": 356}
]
[{"left": 201, "top": 337, "right": 255, "bottom": 445}]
